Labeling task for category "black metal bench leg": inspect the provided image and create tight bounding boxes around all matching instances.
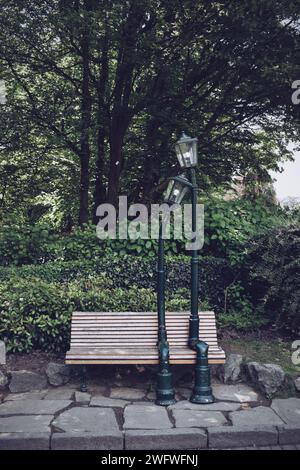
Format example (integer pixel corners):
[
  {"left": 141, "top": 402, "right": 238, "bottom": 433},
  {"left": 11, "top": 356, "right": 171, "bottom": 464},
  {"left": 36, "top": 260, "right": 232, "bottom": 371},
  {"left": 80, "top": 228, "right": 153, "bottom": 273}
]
[{"left": 80, "top": 365, "right": 88, "bottom": 392}]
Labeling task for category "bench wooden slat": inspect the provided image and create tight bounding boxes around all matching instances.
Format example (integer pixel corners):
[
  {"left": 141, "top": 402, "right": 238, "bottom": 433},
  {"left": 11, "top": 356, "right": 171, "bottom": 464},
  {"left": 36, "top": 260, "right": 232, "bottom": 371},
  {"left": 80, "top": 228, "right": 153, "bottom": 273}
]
[{"left": 66, "top": 311, "right": 225, "bottom": 365}]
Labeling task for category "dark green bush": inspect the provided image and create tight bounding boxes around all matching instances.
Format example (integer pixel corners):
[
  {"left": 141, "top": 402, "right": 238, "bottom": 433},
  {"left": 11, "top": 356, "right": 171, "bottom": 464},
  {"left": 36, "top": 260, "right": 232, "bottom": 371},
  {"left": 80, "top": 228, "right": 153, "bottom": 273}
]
[
  {"left": 0, "top": 275, "right": 194, "bottom": 352},
  {"left": 0, "top": 255, "right": 234, "bottom": 311},
  {"left": 242, "top": 225, "right": 300, "bottom": 333}
]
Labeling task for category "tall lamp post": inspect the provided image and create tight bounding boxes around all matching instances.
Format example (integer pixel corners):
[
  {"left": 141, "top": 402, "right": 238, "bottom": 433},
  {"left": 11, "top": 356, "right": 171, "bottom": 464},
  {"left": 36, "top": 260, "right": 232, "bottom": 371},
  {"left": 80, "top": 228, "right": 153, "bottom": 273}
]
[
  {"left": 173, "top": 132, "right": 215, "bottom": 404},
  {"left": 156, "top": 176, "right": 189, "bottom": 406}
]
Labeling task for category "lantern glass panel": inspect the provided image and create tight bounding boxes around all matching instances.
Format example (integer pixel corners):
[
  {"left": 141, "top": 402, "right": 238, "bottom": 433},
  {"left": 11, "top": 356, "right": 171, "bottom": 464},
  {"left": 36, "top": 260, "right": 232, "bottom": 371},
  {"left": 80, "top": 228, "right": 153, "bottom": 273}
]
[{"left": 175, "top": 134, "right": 198, "bottom": 168}]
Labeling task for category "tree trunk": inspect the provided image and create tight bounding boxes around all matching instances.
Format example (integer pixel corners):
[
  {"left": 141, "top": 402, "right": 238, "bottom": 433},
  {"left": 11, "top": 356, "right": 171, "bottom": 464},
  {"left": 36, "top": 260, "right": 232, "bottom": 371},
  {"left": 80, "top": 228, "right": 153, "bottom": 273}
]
[
  {"left": 93, "top": 22, "right": 109, "bottom": 223},
  {"left": 78, "top": 1, "right": 92, "bottom": 226}
]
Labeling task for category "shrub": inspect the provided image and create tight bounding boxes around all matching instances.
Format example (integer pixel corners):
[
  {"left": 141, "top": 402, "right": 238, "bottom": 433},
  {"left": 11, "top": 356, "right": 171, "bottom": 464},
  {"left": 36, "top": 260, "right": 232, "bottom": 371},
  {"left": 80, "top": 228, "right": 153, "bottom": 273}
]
[
  {"left": 203, "top": 196, "right": 284, "bottom": 263},
  {"left": 242, "top": 225, "right": 300, "bottom": 333}
]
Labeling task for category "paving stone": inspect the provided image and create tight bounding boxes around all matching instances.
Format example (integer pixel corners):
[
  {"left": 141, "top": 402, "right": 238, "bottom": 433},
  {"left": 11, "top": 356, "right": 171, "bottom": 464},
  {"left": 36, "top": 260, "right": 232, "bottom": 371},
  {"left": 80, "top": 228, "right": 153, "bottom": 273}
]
[
  {"left": 0, "top": 432, "right": 50, "bottom": 450},
  {"left": 208, "top": 426, "right": 278, "bottom": 449},
  {"left": 280, "top": 444, "right": 298, "bottom": 450},
  {"left": 51, "top": 431, "right": 123, "bottom": 450},
  {"left": 44, "top": 388, "right": 74, "bottom": 400},
  {"left": 125, "top": 428, "right": 207, "bottom": 450},
  {"left": 75, "top": 391, "right": 91, "bottom": 404},
  {"left": 0, "top": 399, "right": 71, "bottom": 416},
  {"left": 53, "top": 407, "right": 119, "bottom": 433},
  {"left": 0, "top": 415, "right": 52, "bottom": 433},
  {"left": 110, "top": 387, "right": 146, "bottom": 400},
  {"left": 271, "top": 398, "right": 300, "bottom": 425},
  {"left": 169, "top": 400, "right": 241, "bottom": 411},
  {"left": 4, "top": 391, "right": 48, "bottom": 401},
  {"left": 173, "top": 409, "right": 227, "bottom": 428},
  {"left": 230, "top": 406, "right": 284, "bottom": 427},
  {"left": 90, "top": 396, "right": 130, "bottom": 408},
  {"left": 278, "top": 425, "right": 300, "bottom": 445},
  {"left": 213, "top": 384, "right": 259, "bottom": 402},
  {"left": 124, "top": 405, "right": 172, "bottom": 429},
  {"left": 9, "top": 371, "right": 47, "bottom": 393}
]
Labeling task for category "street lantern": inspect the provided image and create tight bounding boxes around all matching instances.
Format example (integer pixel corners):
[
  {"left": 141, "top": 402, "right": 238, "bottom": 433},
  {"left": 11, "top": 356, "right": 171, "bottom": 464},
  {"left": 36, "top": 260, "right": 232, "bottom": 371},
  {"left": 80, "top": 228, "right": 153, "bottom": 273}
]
[
  {"left": 164, "top": 175, "right": 190, "bottom": 205},
  {"left": 175, "top": 132, "right": 198, "bottom": 168}
]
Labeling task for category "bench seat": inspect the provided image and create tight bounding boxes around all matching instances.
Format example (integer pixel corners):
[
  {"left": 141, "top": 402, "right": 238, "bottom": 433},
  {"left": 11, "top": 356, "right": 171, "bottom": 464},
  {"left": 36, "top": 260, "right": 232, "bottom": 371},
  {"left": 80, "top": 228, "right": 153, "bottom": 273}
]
[{"left": 65, "top": 311, "right": 225, "bottom": 365}]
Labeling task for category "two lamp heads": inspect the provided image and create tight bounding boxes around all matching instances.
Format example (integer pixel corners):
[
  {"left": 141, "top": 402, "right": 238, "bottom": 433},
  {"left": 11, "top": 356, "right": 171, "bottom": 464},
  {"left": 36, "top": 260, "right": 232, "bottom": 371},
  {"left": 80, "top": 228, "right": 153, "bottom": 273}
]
[{"left": 164, "top": 132, "right": 198, "bottom": 204}]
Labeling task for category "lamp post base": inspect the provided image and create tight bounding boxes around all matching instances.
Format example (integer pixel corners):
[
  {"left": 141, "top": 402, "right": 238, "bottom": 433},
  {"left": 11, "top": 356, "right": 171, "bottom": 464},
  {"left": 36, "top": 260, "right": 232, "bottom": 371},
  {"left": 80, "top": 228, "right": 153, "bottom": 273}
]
[
  {"left": 156, "top": 371, "right": 176, "bottom": 406},
  {"left": 189, "top": 341, "right": 215, "bottom": 404}
]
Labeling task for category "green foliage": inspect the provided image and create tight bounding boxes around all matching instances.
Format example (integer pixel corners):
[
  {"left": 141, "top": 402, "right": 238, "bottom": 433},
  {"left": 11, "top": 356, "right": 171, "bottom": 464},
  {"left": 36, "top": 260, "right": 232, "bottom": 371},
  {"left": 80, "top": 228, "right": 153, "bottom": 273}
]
[
  {"left": 243, "top": 225, "right": 300, "bottom": 333},
  {"left": 203, "top": 196, "right": 284, "bottom": 263}
]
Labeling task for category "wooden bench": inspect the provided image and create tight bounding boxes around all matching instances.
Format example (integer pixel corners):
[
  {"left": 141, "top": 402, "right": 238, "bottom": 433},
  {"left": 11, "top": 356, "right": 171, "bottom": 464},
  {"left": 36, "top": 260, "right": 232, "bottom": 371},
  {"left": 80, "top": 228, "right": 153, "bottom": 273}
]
[{"left": 65, "top": 311, "right": 225, "bottom": 365}]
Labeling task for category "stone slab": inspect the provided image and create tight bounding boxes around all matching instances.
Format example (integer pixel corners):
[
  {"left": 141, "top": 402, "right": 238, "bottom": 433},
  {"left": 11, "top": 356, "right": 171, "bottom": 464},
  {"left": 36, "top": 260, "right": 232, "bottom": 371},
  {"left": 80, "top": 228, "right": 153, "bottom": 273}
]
[
  {"left": 0, "top": 341, "right": 6, "bottom": 365},
  {"left": 4, "top": 391, "right": 48, "bottom": 401},
  {"left": 75, "top": 391, "right": 91, "bottom": 404},
  {"left": 0, "top": 415, "right": 52, "bottom": 433},
  {"left": 44, "top": 388, "right": 74, "bottom": 400},
  {"left": 0, "top": 432, "right": 50, "bottom": 450},
  {"left": 90, "top": 396, "right": 130, "bottom": 408},
  {"left": 110, "top": 387, "right": 146, "bottom": 400},
  {"left": 271, "top": 398, "right": 300, "bottom": 425},
  {"left": 173, "top": 409, "right": 227, "bottom": 428},
  {"left": 125, "top": 428, "right": 207, "bottom": 450},
  {"left": 52, "top": 407, "right": 119, "bottom": 433},
  {"left": 278, "top": 425, "right": 300, "bottom": 445},
  {"left": 213, "top": 384, "right": 259, "bottom": 402},
  {"left": 0, "top": 399, "right": 72, "bottom": 416},
  {"left": 124, "top": 405, "right": 172, "bottom": 429},
  {"left": 208, "top": 426, "right": 278, "bottom": 449},
  {"left": 230, "top": 406, "right": 284, "bottom": 427},
  {"left": 169, "top": 400, "right": 241, "bottom": 411},
  {"left": 51, "top": 431, "right": 123, "bottom": 450}
]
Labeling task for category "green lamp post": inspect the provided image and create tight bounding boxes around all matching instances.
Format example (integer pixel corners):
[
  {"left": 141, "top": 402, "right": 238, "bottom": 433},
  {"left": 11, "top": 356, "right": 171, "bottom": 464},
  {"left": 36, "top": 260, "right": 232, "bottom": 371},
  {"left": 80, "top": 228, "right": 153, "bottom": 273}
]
[
  {"left": 174, "top": 132, "right": 215, "bottom": 404},
  {"left": 156, "top": 176, "right": 189, "bottom": 406}
]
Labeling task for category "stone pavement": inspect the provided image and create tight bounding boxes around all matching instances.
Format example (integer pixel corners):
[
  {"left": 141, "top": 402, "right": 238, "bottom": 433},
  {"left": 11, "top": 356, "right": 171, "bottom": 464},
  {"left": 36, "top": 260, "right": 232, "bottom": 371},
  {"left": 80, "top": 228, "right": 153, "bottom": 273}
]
[{"left": 0, "top": 383, "right": 300, "bottom": 450}]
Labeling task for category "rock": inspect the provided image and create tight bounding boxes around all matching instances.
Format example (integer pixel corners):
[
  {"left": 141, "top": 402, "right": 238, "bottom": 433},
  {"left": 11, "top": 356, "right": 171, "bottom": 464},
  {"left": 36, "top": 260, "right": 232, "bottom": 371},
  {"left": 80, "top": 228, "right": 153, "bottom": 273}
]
[
  {"left": 173, "top": 410, "right": 227, "bottom": 428},
  {"left": 213, "top": 384, "right": 259, "bottom": 402},
  {"left": 0, "top": 341, "right": 6, "bottom": 365},
  {"left": 0, "top": 399, "right": 72, "bottom": 416},
  {"left": 217, "top": 354, "right": 244, "bottom": 384},
  {"left": 294, "top": 377, "right": 300, "bottom": 392},
  {"left": 229, "top": 406, "right": 284, "bottom": 426},
  {"left": 0, "top": 370, "right": 8, "bottom": 390},
  {"left": 246, "top": 362, "right": 286, "bottom": 397},
  {"left": 125, "top": 429, "right": 207, "bottom": 450},
  {"left": 9, "top": 370, "right": 47, "bottom": 393},
  {"left": 45, "top": 362, "right": 70, "bottom": 387},
  {"left": 124, "top": 405, "right": 172, "bottom": 429}
]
